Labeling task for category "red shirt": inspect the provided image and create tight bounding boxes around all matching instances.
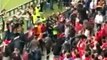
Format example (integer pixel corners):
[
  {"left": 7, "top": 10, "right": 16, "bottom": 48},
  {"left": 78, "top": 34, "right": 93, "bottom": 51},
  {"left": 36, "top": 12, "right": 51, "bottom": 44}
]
[
  {"left": 95, "top": 29, "right": 104, "bottom": 41},
  {"left": 85, "top": 57, "right": 91, "bottom": 60},
  {"left": 103, "top": 24, "right": 107, "bottom": 36},
  {"left": 77, "top": 39, "right": 86, "bottom": 57},
  {"left": 102, "top": 42, "right": 107, "bottom": 49},
  {"left": 75, "top": 22, "right": 83, "bottom": 33},
  {"left": 101, "top": 26, "right": 106, "bottom": 37},
  {"left": 96, "top": 24, "right": 107, "bottom": 41}
]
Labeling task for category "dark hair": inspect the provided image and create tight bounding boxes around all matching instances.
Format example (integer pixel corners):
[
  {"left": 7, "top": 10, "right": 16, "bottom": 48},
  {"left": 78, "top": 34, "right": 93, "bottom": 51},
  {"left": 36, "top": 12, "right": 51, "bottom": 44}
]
[
  {"left": 13, "top": 23, "right": 20, "bottom": 29},
  {"left": 85, "top": 52, "right": 90, "bottom": 57},
  {"left": 76, "top": 53, "right": 80, "bottom": 58},
  {"left": 66, "top": 53, "right": 71, "bottom": 58},
  {"left": 91, "top": 54, "right": 95, "bottom": 59}
]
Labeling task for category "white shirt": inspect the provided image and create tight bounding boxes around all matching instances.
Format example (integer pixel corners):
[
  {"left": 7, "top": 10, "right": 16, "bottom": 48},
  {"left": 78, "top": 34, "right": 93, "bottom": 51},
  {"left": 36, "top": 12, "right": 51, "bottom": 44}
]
[
  {"left": 90, "top": 0, "right": 97, "bottom": 9},
  {"left": 95, "top": 14, "right": 103, "bottom": 24}
]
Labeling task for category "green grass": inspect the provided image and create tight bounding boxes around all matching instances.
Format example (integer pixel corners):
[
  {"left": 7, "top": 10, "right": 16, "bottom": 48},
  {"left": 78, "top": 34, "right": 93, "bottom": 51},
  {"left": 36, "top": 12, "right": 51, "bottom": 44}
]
[{"left": 0, "top": 0, "right": 31, "bottom": 11}]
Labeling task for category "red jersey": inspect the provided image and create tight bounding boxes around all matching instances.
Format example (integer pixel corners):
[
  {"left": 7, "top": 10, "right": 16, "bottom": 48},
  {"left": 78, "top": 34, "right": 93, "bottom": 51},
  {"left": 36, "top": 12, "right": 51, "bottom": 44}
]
[
  {"left": 75, "top": 22, "right": 83, "bottom": 33},
  {"left": 77, "top": 39, "right": 86, "bottom": 57},
  {"left": 95, "top": 29, "right": 104, "bottom": 41}
]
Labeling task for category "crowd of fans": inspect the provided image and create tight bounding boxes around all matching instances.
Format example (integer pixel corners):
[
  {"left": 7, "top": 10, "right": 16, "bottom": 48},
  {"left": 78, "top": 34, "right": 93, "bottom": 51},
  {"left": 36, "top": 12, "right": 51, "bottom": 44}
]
[{"left": 0, "top": 0, "right": 107, "bottom": 60}]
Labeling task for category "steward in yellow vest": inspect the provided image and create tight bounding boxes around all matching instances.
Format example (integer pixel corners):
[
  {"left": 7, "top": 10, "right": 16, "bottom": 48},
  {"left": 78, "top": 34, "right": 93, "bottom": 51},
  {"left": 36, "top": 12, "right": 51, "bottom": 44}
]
[{"left": 35, "top": 6, "right": 41, "bottom": 17}]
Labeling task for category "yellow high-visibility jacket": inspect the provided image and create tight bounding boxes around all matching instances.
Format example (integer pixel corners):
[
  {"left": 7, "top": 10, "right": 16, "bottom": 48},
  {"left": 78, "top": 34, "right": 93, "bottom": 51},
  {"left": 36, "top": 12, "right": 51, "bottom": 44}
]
[{"left": 35, "top": 7, "right": 41, "bottom": 17}]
